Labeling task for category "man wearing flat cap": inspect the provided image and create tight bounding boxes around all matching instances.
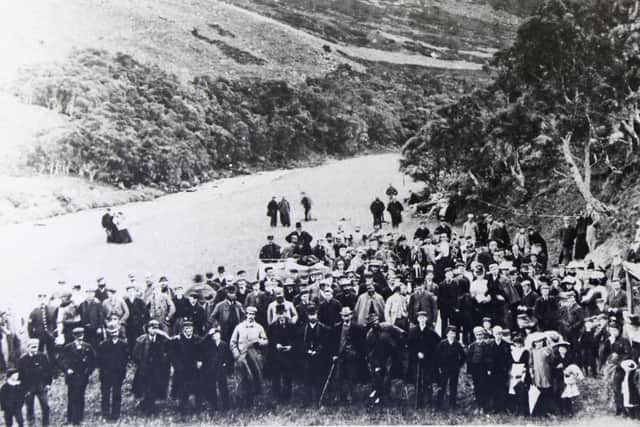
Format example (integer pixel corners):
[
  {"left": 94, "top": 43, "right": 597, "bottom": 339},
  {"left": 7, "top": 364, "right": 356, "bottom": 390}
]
[
  {"left": 170, "top": 320, "right": 204, "bottom": 414},
  {"left": 259, "top": 235, "right": 281, "bottom": 261},
  {"left": 18, "top": 338, "right": 52, "bottom": 427},
  {"left": 58, "top": 327, "right": 96, "bottom": 425},
  {"left": 97, "top": 324, "right": 128, "bottom": 421},
  {"left": 132, "top": 320, "right": 171, "bottom": 415},
  {"left": 230, "top": 306, "right": 268, "bottom": 407}
]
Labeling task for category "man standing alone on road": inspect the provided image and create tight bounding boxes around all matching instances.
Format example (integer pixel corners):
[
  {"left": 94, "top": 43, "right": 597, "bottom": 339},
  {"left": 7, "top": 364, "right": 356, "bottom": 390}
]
[
  {"left": 278, "top": 197, "right": 291, "bottom": 227},
  {"left": 301, "top": 192, "right": 313, "bottom": 221},
  {"left": 370, "top": 197, "right": 385, "bottom": 228}
]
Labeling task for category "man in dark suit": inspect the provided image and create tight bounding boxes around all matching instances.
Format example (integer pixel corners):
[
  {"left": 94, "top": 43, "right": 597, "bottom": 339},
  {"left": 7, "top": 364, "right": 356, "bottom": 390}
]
[
  {"left": 328, "top": 307, "right": 366, "bottom": 404},
  {"left": 124, "top": 286, "right": 149, "bottom": 355},
  {"left": 58, "top": 327, "right": 96, "bottom": 426},
  {"left": 485, "top": 326, "right": 512, "bottom": 413},
  {"left": 208, "top": 286, "right": 245, "bottom": 343},
  {"left": 301, "top": 305, "right": 330, "bottom": 406},
  {"left": 28, "top": 293, "right": 58, "bottom": 357},
  {"left": 132, "top": 320, "right": 171, "bottom": 415},
  {"left": 259, "top": 235, "right": 281, "bottom": 261},
  {"left": 435, "top": 326, "right": 465, "bottom": 409},
  {"left": 408, "top": 311, "right": 440, "bottom": 408},
  {"left": 534, "top": 284, "right": 559, "bottom": 331},
  {"left": 438, "top": 268, "right": 459, "bottom": 337},
  {"left": 18, "top": 339, "right": 52, "bottom": 427},
  {"left": 268, "top": 311, "right": 297, "bottom": 403},
  {"left": 94, "top": 278, "right": 110, "bottom": 303},
  {"left": 200, "top": 326, "right": 232, "bottom": 412},
  {"left": 97, "top": 325, "right": 128, "bottom": 421},
  {"left": 78, "top": 290, "right": 106, "bottom": 349},
  {"left": 171, "top": 320, "right": 203, "bottom": 414}
]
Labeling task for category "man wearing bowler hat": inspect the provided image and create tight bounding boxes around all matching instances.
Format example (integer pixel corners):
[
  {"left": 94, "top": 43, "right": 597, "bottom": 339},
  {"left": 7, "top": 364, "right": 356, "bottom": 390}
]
[
  {"left": 58, "top": 327, "right": 96, "bottom": 425},
  {"left": 408, "top": 310, "right": 440, "bottom": 408},
  {"left": 171, "top": 320, "right": 203, "bottom": 414},
  {"left": 97, "top": 324, "right": 128, "bottom": 421},
  {"left": 200, "top": 325, "right": 232, "bottom": 412}
]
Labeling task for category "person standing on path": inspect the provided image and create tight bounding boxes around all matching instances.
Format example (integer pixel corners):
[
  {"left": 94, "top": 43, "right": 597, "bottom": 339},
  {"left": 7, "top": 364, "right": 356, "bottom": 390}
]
[
  {"left": 300, "top": 192, "right": 312, "bottom": 221},
  {"left": 370, "top": 197, "right": 385, "bottom": 228},
  {"left": 387, "top": 196, "right": 404, "bottom": 228},
  {"left": 278, "top": 197, "right": 291, "bottom": 228},
  {"left": 266, "top": 197, "right": 279, "bottom": 228}
]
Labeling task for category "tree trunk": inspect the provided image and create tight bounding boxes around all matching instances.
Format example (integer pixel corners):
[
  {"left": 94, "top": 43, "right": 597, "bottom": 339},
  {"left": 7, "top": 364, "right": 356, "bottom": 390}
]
[{"left": 561, "top": 132, "right": 615, "bottom": 213}]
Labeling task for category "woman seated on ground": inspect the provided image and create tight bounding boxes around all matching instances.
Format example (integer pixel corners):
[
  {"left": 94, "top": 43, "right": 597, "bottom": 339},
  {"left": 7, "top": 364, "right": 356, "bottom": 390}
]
[{"left": 111, "top": 211, "right": 133, "bottom": 244}]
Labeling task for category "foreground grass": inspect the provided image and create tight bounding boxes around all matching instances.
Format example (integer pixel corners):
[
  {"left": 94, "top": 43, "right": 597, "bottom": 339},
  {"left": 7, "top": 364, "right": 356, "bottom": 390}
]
[{"left": 25, "top": 363, "right": 626, "bottom": 426}]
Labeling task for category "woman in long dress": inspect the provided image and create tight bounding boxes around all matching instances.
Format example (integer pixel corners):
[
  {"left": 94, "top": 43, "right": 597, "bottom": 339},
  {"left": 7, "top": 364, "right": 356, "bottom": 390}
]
[{"left": 112, "top": 212, "right": 133, "bottom": 244}]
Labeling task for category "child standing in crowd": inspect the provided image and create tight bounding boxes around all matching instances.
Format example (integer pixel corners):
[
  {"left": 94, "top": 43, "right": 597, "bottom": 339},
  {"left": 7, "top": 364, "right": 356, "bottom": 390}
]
[{"left": 0, "top": 369, "right": 24, "bottom": 427}]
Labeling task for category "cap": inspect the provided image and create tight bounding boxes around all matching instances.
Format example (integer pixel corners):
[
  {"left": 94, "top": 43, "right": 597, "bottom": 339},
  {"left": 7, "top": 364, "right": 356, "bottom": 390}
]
[
  {"left": 72, "top": 285, "right": 81, "bottom": 290},
  {"left": 472, "top": 326, "right": 484, "bottom": 335},
  {"left": 482, "top": 317, "right": 492, "bottom": 323},
  {"left": 246, "top": 306, "right": 258, "bottom": 315},
  {"left": 182, "top": 319, "right": 194, "bottom": 328},
  {"left": 146, "top": 320, "right": 160, "bottom": 329},
  {"left": 553, "top": 340, "right": 571, "bottom": 348},
  {"left": 444, "top": 267, "right": 453, "bottom": 273},
  {"left": 6, "top": 368, "right": 18, "bottom": 378},
  {"left": 306, "top": 305, "right": 318, "bottom": 315},
  {"left": 105, "top": 325, "right": 119, "bottom": 335},
  {"left": 340, "top": 307, "right": 353, "bottom": 317},
  {"left": 447, "top": 325, "right": 458, "bottom": 333},
  {"left": 295, "top": 222, "right": 302, "bottom": 228},
  {"left": 72, "top": 327, "right": 85, "bottom": 336},
  {"left": 226, "top": 284, "right": 237, "bottom": 293},
  {"left": 416, "top": 311, "right": 428, "bottom": 318},
  {"left": 126, "top": 285, "right": 136, "bottom": 291}
]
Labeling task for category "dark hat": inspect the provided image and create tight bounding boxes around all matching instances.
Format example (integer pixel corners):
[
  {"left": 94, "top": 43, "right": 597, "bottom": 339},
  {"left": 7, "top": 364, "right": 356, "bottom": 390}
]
[
  {"left": 237, "top": 270, "right": 246, "bottom": 276},
  {"left": 608, "top": 321, "right": 620, "bottom": 329},
  {"left": 553, "top": 341, "right": 571, "bottom": 348},
  {"left": 182, "top": 319, "right": 194, "bottom": 328},
  {"left": 482, "top": 317, "right": 492, "bottom": 323},
  {"left": 72, "top": 285, "right": 81, "bottom": 290},
  {"left": 630, "top": 314, "right": 640, "bottom": 327},
  {"left": 444, "top": 267, "right": 453, "bottom": 273},
  {"left": 416, "top": 311, "right": 428, "bottom": 318},
  {"left": 226, "top": 284, "right": 237, "bottom": 293},
  {"left": 446, "top": 325, "right": 458, "bottom": 333},
  {"left": 289, "top": 268, "right": 299, "bottom": 274},
  {"left": 516, "top": 313, "right": 528, "bottom": 320},
  {"left": 146, "top": 320, "right": 161, "bottom": 329},
  {"left": 295, "top": 222, "right": 302, "bottom": 228},
  {"left": 340, "top": 307, "right": 353, "bottom": 317},
  {"left": 72, "top": 327, "right": 85, "bottom": 337},
  {"left": 267, "top": 235, "right": 274, "bottom": 239},
  {"left": 125, "top": 285, "right": 136, "bottom": 291},
  {"left": 6, "top": 368, "right": 18, "bottom": 378}
]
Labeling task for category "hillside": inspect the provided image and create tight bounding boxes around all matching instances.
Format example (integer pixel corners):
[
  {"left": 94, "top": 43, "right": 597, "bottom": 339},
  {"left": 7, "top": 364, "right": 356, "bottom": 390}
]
[{"left": 0, "top": 0, "right": 521, "bottom": 223}]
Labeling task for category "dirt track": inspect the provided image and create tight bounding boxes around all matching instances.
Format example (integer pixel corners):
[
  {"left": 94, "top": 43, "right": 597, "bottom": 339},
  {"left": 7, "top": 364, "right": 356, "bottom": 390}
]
[{"left": 0, "top": 153, "right": 422, "bottom": 312}]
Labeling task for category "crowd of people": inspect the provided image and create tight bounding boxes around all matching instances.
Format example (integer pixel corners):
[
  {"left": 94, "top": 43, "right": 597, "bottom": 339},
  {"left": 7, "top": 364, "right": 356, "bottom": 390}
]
[{"left": 2, "top": 195, "right": 640, "bottom": 426}]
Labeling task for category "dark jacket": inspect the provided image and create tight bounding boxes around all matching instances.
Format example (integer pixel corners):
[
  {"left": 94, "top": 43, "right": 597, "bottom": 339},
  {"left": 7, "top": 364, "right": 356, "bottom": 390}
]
[
  {"left": 486, "top": 339, "right": 512, "bottom": 378},
  {"left": 28, "top": 304, "right": 57, "bottom": 339},
  {"left": 97, "top": 338, "right": 129, "bottom": 383},
  {"left": 534, "top": 296, "right": 559, "bottom": 331},
  {"left": 170, "top": 334, "right": 202, "bottom": 381},
  {"left": 78, "top": 299, "right": 106, "bottom": 331},
  {"left": 436, "top": 339, "right": 465, "bottom": 373},
  {"left": 208, "top": 300, "right": 245, "bottom": 342},
  {"left": 0, "top": 382, "right": 24, "bottom": 414},
  {"left": 132, "top": 334, "right": 170, "bottom": 398},
  {"left": 200, "top": 337, "right": 233, "bottom": 378},
  {"left": 408, "top": 325, "right": 440, "bottom": 374},
  {"left": 125, "top": 297, "right": 149, "bottom": 337},
  {"left": 59, "top": 341, "right": 96, "bottom": 385},
  {"left": 17, "top": 352, "right": 53, "bottom": 391}
]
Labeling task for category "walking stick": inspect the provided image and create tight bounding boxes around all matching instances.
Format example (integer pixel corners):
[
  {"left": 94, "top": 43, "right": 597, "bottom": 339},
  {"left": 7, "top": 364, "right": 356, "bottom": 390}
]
[
  {"left": 318, "top": 359, "right": 337, "bottom": 407},
  {"left": 415, "top": 362, "right": 421, "bottom": 409}
]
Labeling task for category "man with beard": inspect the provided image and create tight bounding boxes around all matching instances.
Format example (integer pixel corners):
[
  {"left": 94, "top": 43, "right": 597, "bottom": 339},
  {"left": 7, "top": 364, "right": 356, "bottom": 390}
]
[
  {"left": 171, "top": 321, "right": 203, "bottom": 414},
  {"left": 97, "top": 324, "right": 128, "bottom": 421},
  {"left": 318, "top": 287, "right": 342, "bottom": 328},
  {"left": 370, "top": 197, "right": 385, "bottom": 228},
  {"left": 330, "top": 307, "right": 366, "bottom": 404},
  {"left": 354, "top": 281, "right": 385, "bottom": 327},
  {"left": 408, "top": 311, "right": 440, "bottom": 408},
  {"left": 200, "top": 326, "right": 232, "bottom": 413},
  {"left": 408, "top": 277, "right": 437, "bottom": 328},
  {"left": 94, "top": 278, "right": 109, "bottom": 303},
  {"left": 209, "top": 286, "right": 245, "bottom": 343},
  {"left": 268, "top": 311, "right": 296, "bottom": 403},
  {"left": 230, "top": 306, "right": 268, "bottom": 408},
  {"left": 266, "top": 287, "right": 298, "bottom": 326},
  {"left": 365, "top": 314, "right": 405, "bottom": 405},
  {"left": 259, "top": 235, "right": 281, "bottom": 261},
  {"left": 58, "top": 327, "right": 96, "bottom": 426},
  {"left": 124, "top": 286, "right": 149, "bottom": 355},
  {"left": 132, "top": 320, "right": 171, "bottom": 415},
  {"left": 266, "top": 197, "right": 279, "bottom": 228}
]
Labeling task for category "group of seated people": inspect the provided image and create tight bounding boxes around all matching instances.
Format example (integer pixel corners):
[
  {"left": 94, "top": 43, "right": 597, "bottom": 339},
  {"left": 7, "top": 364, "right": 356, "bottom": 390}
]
[{"left": 2, "top": 211, "right": 640, "bottom": 427}]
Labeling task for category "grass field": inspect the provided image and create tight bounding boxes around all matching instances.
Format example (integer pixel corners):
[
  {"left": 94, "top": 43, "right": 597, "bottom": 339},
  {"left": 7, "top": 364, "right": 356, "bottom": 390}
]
[{"left": 28, "top": 361, "right": 630, "bottom": 426}]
